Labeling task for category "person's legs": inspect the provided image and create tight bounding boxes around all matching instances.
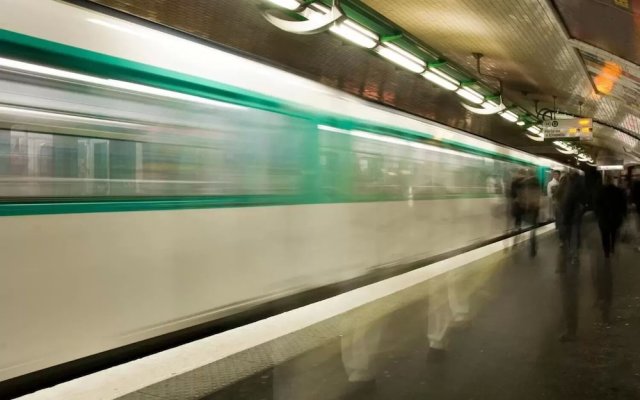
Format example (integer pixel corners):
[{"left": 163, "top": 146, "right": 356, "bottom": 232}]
[
  {"left": 560, "top": 252, "right": 579, "bottom": 340},
  {"left": 341, "top": 320, "right": 383, "bottom": 382},
  {"left": 601, "top": 257, "right": 613, "bottom": 324},
  {"left": 512, "top": 211, "right": 523, "bottom": 248},
  {"left": 611, "top": 225, "right": 620, "bottom": 256},
  {"left": 600, "top": 223, "right": 612, "bottom": 259},
  {"left": 568, "top": 218, "right": 581, "bottom": 265},
  {"left": 556, "top": 208, "right": 565, "bottom": 242}
]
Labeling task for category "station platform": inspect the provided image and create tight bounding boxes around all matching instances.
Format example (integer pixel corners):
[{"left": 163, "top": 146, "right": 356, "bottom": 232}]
[
  {"left": 198, "top": 222, "right": 640, "bottom": 400},
  {"left": 18, "top": 221, "right": 640, "bottom": 400}
]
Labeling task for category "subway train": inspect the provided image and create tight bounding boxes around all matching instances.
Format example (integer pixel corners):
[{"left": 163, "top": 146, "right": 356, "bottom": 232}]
[{"left": 0, "top": 0, "right": 566, "bottom": 384}]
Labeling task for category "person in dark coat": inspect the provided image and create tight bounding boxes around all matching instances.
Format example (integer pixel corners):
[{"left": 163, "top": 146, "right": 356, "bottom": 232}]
[
  {"left": 595, "top": 175, "right": 627, "bottom": 259},
  {"left": 557, "top": 170, "right": 587, "bottom": 261},
  {"left": 522, "top": 169, "right": 541, "bottom": 257},
  {"left": 556, "top": 171, "right": 587, "bottom": 342},
  {"left": 594, "top": 174, "right": 627, "bottom": 324}
]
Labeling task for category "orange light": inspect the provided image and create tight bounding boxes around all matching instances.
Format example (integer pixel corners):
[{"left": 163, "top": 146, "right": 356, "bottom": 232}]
[
  {"left": 594, "top": 61, "right": 622, "bottom": 95},
  {"left": 568, "top": 128, "right": 578, "bottom": 134},
  {"left": 579, "top": 119, "right": 591, "bottom": 126},
  {"left": 581, "top": 127, "right": 591, "bottom": 133}
]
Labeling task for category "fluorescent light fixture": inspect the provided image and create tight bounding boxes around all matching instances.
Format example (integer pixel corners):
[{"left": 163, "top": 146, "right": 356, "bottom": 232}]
[
  {"left": 553, "top": 141, "right": 567, "bottom": 148},
  {"left": 481, "top": 100, "right": 505, "bottom": 113},
  {"left": 527, "top": 125, "right": 542, "bottom": 134},
  {"left": 577, "top": 152, "right": 594, "bottom": 163},
  {"left": 525, "top": 133, "right": 544, "bottom": 142},
  {"left": 0, "top": 56, "right": 245, "bottom": 110},
  {"left": 456, "top": 87, "right": 484, "bottom": 104},
  {"left": 462, "top": 98, "right": 505, "bottom": 115},
  {"left": 553, "top": 141, "right": 577, "bottom": 155},
  {"left": 525, "top": 125, "right": 543, "bottom": 141},
  {"left": 577, "top": 157, "right": 593, "bottom": 164},
  {"left": 301, "top": 2, "right": 329, "bottom": 19},
  {"left": 499, "top": 110, "right": 519, "bottom": 122},
  {"left": 484, "top": 100, "right": 501, "bottom": 108},
  {"left": 516, "top": 121, "right": 525, "bottom": 126},
  {"left": 422, "top": 69, "right": 459, "bottom": 91},
  {"left": 597, "top": 165, "right": 624, "bottom": 171},
  {"left": 376, "top": 43, "right": 426, "bottom": 73},
  {"left": 267, "top": 0, "right": 300, "bottom": 10},
  {"left": 330, "top": 20, "right": 378, "bottom": 49}
]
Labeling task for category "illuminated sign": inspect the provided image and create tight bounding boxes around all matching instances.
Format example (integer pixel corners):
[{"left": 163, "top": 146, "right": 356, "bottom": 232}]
[{"left": 543, "top": 118, "right": 593, "bottom": 140}]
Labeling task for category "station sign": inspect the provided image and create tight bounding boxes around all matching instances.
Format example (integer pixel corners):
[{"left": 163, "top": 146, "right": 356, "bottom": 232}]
[{"left": 542, "top": 118, "right": 593, "bottom": 140}]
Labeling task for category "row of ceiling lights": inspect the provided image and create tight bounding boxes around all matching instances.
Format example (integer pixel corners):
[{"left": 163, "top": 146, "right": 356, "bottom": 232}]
[
  {"left": 266, "top": 0, "right": 568, "bottom": 148},
  {"left": 553, "top": 140, "right": 594, "bottom": 164}
]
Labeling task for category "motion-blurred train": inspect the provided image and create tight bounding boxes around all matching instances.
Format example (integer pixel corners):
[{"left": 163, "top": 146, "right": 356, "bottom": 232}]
[{"left": 0, "top": 0, "right": 565, "bottom": 384}]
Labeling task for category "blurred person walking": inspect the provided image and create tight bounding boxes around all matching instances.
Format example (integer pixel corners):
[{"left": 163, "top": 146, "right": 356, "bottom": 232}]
[
  {"left": 522, "top": 169, "right": 541, "bottom": 257},
  {"left": 507, "top": 168, "right": 541, "bottom": 256},
  {"left": 595, "top": 174, "right": 626, "bottom": 259},
  {"left": 594, "top": 174, "right": 626, "bottom": 324},
  {"left": 547, "top": 170, "right": 561, "bottom": 225},
  {"left": 557, "top": 171, "right": 587, "bottom": 265},
  {"left": 557, "top": 171, "right": 587, "bottom": 342}
]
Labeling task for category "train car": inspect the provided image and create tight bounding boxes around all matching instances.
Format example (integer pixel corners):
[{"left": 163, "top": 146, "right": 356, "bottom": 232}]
[{"left": 0, "top": 0, "right": 566, "bottom": 384}]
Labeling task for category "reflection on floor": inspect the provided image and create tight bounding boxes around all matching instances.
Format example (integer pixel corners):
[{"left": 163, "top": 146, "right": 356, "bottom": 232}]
[{"left": 196, "top": 224, "right": 640, "bottom": 400}]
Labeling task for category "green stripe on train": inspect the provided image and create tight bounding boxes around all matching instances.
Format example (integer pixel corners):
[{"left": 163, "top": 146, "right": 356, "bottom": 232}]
[{"left": 0, "top": 193, "right": 503, "bottom": 216}]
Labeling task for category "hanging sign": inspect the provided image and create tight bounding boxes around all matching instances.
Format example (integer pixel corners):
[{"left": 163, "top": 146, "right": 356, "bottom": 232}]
[{"left": 543, "top": 118, "right": 593, "bottom": 140}]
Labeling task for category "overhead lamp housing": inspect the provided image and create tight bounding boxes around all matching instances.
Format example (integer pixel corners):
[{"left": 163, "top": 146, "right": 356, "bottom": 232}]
[
  {"left": 299, "top": 3, "right": 377, "bottom": 48},
  {"left": 525, "top": 133, "right": 544, "bottom": 142},
  {"left": 499, "top": 110, "right": 519, "bottom": 123},
  {"left": 527, "top": 125, "right": 542, "bottom": 134},
  {"left": 376, "top": 43, "right": 426, "bottom": 73},
  {"left": 422, "top": 68, "right": 459, "bottom": 91},
  {"left": 462, "top": 98, "right": 506, "bottom": 114},
  {"left": 483, "top": 100, "right": 504, "bottom": 110},
  {"left": 330, "top": 20, "right": 378, "bottom": 49},
  {"left": 268, "top": 0, "right": 300, "bottom": 10},
  {"left": 456, "top": 86, "right": 484, "bottom": 104},
  {"left": 553, "top": 141, "right": 577, "bottom": 155}
]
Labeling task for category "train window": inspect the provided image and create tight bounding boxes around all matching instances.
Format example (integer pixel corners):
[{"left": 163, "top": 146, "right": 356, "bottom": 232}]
[
  {"left": 0, "top": 66, "right": 311, "bottom": 200},
  {"left": 0, "top": 64, "right": 541, "bottom": 203}
]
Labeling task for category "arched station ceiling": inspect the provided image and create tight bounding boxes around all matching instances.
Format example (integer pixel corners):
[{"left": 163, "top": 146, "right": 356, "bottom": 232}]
[
  {"left": 82, "top": 0, "right": 640, "bottom": 165},
  {"left": 362, "top": 0, "right": 640, "bottom": 164}
]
